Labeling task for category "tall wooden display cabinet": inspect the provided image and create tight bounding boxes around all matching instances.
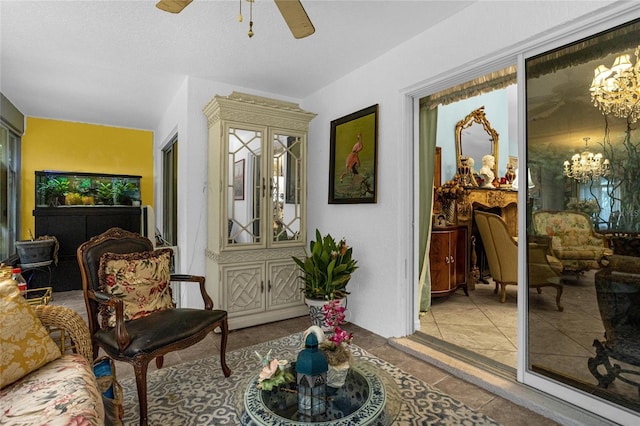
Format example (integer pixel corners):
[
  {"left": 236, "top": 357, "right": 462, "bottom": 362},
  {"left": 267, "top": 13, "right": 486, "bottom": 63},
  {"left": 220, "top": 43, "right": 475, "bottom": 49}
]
[{"left": 203, "top": 92, "right": 316, "bottom": 329}]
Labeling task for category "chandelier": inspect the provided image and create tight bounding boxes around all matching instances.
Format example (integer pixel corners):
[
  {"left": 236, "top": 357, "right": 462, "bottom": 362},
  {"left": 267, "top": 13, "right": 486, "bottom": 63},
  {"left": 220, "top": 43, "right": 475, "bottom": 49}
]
[
  {"left": 563, "top": 137, "right": 610, "bottom": 183},
  {"left": 589, "top": 45, "right": 640, "bottom": 123}
]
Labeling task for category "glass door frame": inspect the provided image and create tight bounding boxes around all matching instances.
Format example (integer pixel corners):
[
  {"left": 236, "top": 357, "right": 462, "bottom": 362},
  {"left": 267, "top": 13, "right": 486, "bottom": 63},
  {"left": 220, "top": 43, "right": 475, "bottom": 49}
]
[
  {"left": 405, "top": 3, "right": 640, "bottom": 424},
  {"left": 0, "top": 123, "right": 20, "bottom": 260},
  {"left": 518, "top": 10, "right": 640, "bottom": 425}
]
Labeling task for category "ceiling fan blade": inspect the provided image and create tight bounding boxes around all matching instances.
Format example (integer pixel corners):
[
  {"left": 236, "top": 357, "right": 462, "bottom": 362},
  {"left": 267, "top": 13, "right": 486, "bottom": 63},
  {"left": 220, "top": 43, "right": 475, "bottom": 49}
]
[
  {"left": 156, "top": 0, "right": 193, "bottom": 14},
  {"left": 274, "top": 0, "right": 315, "bottom": 39}
]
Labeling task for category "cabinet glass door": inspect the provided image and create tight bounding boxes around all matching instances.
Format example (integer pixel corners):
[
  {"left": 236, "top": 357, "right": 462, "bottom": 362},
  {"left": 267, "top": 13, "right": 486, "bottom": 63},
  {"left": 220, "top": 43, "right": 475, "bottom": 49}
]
[
  {"left": 271, "top": 133, "right": 304, "bottom": 244},
  {"left": 228, "top": 126, "right": 262, "bottom": 245}
]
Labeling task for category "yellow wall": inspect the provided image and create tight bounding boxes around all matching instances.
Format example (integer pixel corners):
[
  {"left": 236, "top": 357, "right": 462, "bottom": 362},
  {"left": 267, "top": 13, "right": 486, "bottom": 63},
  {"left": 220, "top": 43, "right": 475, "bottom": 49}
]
[{"left": 21, "top": 117, "right": 154, "bottom": 239}]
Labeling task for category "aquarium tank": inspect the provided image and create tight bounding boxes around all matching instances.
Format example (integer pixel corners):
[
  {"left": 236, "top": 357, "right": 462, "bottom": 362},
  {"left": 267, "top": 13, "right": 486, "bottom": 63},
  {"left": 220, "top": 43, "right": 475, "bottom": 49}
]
[{"left": 35, "top": 171, "right": 141, "bottom": 207}]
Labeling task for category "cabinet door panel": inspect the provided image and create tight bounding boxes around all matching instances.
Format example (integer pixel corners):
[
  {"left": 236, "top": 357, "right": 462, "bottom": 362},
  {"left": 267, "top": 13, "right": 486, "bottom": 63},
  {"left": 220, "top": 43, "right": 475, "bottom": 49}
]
[
  {"left": 429, "top": 232, "right": 452, "bottom": 293},
  {"left": 36, "top": 215, "right": 85, "bottom": 255},
  {"left": 86, "top": 213, "right": 140, "bottom": 239},
  {"left": 266, "top": 260, "right": 304, "bottom": 309},
  {"left": 227, "top": 126, "right": 263, "bottom": 246},
  {"left": 453, "top": 228, "right": 468, "bottom": 286},
  {"left": 271, "top": 133, "right": 304, "bottom": 245},
  {"left": 222, "top": 262, "right": 265, "bottom": 316}
]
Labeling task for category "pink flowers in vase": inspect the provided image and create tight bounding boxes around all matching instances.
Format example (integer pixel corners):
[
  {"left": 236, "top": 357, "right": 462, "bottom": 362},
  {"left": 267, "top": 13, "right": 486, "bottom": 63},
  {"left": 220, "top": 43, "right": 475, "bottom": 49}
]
[{"left": 322, "top": 300, "right": 353, "bottom": 350}]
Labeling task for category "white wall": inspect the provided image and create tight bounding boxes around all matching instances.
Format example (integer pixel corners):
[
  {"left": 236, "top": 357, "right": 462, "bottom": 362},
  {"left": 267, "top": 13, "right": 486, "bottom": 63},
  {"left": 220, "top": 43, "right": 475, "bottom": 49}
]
[
  {"left": 300, "top": 0, "right": 614, "bottom": 338},
  {"left": 155, "top": 1, "right": 615, "bottom": 335}
]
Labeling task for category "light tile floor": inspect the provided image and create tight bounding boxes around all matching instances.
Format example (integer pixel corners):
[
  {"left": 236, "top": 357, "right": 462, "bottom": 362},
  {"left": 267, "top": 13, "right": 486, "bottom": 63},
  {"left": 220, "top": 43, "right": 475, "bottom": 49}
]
[
  {"left": 420, "top": 272, "right": 640, "bottom": 405},
  {"left": 51, "top": 290, "right": 560, "bottom": 426}
]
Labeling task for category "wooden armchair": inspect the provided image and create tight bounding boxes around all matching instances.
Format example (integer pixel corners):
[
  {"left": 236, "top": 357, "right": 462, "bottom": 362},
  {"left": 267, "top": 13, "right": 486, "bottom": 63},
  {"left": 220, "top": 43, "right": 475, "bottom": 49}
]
[{"left": 77, "top": 227, "right": 231, "bottom": 426}]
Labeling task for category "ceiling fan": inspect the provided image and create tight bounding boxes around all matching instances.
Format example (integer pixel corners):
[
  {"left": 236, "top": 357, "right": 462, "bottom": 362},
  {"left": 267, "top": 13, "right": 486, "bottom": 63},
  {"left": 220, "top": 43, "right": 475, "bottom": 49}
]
[{"left": 155, "top": 0, "right": 315, "bottom": 39}]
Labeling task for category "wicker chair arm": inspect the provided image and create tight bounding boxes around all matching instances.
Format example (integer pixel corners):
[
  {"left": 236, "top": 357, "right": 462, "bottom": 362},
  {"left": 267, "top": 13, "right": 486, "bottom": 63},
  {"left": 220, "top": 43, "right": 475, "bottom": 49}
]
[{"left": 34, "top": 304, "right": 93, "bottom": 364}]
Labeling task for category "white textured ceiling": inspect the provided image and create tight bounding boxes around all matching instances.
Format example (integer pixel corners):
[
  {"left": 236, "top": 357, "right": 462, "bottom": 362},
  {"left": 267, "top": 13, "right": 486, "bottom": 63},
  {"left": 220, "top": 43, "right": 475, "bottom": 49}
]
[{"left": 0, "top": 0, "right": 473, "bottom": 130}]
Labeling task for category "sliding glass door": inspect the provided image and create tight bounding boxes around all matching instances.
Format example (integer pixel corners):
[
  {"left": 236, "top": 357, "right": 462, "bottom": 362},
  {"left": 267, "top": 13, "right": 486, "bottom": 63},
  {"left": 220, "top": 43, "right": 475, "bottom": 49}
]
[
  {"left": 0, "top": 123, "right": 20, "bottom": 260},
  {"left": 524, "top": 17, "right": 640, "bottom": 423}
]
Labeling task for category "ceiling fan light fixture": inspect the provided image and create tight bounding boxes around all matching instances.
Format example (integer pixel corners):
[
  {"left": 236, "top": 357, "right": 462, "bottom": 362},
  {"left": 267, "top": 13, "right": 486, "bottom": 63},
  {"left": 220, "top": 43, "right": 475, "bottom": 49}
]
[
  {"left": 155, "top": 0, "right": 193, "bottom": 14},
  {"left": 274, "top": 0, "right": 315, "bottom": 39},
  {"left": 156, "top": 0, "right": 314, "bottom": 40},
  {"left": 246, "top": 0, "right": 254, "bottom": 38}
]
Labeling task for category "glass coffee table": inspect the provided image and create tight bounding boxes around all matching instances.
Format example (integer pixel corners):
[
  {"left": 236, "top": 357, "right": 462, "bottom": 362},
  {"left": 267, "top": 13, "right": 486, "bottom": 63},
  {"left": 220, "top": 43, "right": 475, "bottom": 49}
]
[{"left": 237, "top": 360, "right": 401, "bottom": 425}]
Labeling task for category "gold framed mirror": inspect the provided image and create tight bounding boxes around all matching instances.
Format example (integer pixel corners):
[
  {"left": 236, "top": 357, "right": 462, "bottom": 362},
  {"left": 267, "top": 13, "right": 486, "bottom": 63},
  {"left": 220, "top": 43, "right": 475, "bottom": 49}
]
[{"left": 455, "top": 106, "right": 499, "bottom": 186}]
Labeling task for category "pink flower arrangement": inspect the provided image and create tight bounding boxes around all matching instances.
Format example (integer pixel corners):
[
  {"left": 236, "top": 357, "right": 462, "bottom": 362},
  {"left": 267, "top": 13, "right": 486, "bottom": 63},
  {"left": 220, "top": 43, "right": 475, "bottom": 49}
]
[{"left": 322, "top": 300, "right": 353, "bottom": 349}]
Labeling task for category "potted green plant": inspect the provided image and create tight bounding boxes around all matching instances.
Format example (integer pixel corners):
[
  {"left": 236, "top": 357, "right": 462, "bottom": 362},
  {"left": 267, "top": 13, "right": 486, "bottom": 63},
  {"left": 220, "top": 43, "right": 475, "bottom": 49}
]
[{"left": 293, "top": 229, "right": 358, "bottom": 327}]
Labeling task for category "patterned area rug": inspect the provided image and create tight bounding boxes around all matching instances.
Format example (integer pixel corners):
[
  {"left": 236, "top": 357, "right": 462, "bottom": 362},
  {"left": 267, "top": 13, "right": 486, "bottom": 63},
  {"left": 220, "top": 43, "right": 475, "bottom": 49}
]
[{"left": 120, "top": 333, "right": 500, "bottom": 425}]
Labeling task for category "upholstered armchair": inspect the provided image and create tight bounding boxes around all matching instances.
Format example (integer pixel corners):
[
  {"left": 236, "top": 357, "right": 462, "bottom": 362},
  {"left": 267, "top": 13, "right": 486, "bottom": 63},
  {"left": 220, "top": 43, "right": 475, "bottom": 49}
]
[
  {"left": 532, "top": 210, "right": 612, "bottom": 275},
  {"left": 475, "top": 211, "right": 563, "bottom": 310},
  {"left": 77, "top": 227, "right": 231, "bottom": 426}
]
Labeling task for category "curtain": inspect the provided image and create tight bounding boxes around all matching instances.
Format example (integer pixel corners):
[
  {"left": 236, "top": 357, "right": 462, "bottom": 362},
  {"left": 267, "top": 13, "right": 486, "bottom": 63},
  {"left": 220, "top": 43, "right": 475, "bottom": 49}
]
[
  {"left": 418, "top": 106, "right": 438, "bottom": 312},
  {"left": 420, "top": 66, "right": 516, "bottom": 110}
]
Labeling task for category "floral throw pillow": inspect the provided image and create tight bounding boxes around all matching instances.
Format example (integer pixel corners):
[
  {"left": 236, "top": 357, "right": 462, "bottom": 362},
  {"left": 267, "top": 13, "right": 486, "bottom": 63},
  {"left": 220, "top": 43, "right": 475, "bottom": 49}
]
[
  {"left": 0, "top": 279, "right": 61, "bottom": 388},
  {"left": 98, "top": 248, "right": 174, "bottom": 328}
]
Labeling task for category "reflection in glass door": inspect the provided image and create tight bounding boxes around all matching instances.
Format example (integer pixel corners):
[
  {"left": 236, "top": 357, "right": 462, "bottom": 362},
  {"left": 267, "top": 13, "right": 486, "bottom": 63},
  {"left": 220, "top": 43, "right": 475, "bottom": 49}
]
[{"left": 526, "top": 18, "right": 640, "bottom": 416}]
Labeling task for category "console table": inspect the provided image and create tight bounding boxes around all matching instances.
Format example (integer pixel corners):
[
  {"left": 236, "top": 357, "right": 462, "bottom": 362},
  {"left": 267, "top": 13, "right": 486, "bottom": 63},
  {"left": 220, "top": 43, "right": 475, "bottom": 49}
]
[{"left": 237, "top": 361, "right": 401, "bottom": 425}]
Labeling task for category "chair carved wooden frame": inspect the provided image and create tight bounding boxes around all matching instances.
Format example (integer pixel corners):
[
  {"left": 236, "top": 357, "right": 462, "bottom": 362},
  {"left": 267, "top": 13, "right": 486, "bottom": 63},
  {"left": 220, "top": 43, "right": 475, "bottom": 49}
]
[{"left": 77, "top": 227, "right": 231, "bottom": 426}]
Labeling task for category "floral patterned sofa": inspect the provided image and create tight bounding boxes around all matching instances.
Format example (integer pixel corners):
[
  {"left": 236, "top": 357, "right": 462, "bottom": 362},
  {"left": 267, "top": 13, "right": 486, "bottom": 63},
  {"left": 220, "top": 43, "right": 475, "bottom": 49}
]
[
  {"left": 0, "top": 280, "right": 104, "bottom": 426},
  {"left": 532, "top": 210, "right": 613, "bottom": 274}
]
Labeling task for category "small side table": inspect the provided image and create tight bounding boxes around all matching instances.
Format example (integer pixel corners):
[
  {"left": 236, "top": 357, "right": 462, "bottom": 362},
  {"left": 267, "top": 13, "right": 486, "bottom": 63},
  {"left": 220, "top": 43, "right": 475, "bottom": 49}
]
[
  {"left": 20, "top": 259, "right": 54, "bottom": 287},
  {"left": 25, "top": 287, "right": 53, "bottom": 306}
]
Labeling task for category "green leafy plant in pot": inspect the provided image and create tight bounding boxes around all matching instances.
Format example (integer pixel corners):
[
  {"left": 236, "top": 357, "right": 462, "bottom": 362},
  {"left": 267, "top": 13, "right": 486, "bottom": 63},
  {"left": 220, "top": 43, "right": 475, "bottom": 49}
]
[{"left": 293, "top": 229, "right": 358, "bottom": 301}]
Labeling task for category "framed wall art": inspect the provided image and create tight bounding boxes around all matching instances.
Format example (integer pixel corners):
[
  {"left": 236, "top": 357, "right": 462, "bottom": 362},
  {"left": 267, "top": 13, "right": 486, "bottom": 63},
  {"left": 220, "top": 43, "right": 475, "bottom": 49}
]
[
  {"left": 329, "top": 104, "right": 378, "bottom": 203},
  {"left": 234, "top": 159, "right": 245, "bottom": 200}
]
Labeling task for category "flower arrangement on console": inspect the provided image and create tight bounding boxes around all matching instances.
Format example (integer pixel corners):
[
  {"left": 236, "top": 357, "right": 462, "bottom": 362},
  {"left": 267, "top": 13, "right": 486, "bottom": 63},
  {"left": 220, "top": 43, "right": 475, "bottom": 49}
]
[
  {"left": 435, "top": 179, "right": 467, "bottom": 205},
  {"left": 318, "top": 299, "right": 352, "bottom": 367}
]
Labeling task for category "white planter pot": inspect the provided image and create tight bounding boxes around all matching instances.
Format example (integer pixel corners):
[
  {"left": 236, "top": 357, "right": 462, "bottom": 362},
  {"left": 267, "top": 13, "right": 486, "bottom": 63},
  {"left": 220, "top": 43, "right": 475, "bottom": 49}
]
[{"left": 327, "top": 360, "right": 350, "bottom": 388}]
